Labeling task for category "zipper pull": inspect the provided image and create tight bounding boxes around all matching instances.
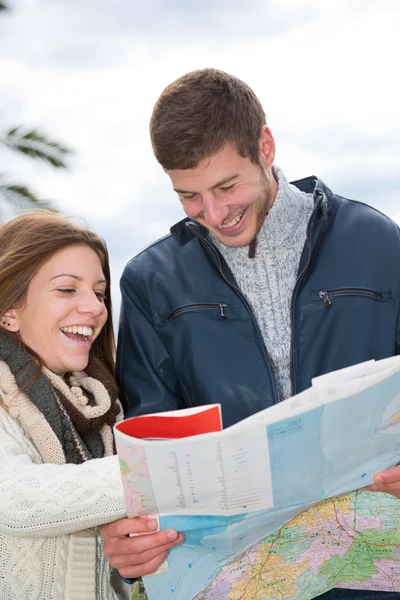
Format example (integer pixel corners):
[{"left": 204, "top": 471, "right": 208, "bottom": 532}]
[
  {"left": 220, "top": 304, "right": 227, "bottom": 318},
  {"left": 319, "top": 291, "right": 332, "bottom": 308}
]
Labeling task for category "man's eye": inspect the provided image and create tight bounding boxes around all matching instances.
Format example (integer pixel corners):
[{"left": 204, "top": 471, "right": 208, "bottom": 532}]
[
  {"left": 181, "top": 194, "right": 197, "bottom": 201},
  {"left": 220, "top": 184, "right": 235, "bottom": 192}
]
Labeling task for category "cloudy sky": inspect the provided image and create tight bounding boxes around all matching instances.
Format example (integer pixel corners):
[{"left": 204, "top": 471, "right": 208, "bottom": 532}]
[{"left": 1, "top": 0, "right": 399, "bottom": 322}]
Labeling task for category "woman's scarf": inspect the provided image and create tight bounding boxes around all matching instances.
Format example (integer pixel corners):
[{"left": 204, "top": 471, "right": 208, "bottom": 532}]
[{"left": 0, "top": 329, "right": 120, "bottom": 464}]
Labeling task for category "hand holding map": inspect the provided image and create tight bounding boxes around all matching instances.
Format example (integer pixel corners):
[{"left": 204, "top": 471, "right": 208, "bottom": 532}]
[{"left": 367, "top": 464, "right": 400, "bottom": 497}]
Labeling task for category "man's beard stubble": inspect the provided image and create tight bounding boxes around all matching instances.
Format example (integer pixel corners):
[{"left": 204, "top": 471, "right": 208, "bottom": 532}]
[
  {"left": 253, "top": 174, "right": 275, "bottom": 242},
  {"left": 246, "top": 169, "right": 276, "bottom": 258}
]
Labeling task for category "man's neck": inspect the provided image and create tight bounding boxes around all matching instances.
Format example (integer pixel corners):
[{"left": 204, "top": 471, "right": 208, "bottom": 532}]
[{"left": 247, "top": 165, "right": 279, "bottom": 258}]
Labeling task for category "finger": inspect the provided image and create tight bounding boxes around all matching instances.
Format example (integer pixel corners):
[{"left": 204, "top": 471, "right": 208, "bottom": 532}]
[
  {"left": 366, "top": 481, "right": 400, "bottom": 493},
  {"left": 100, "top": 517, "right": 158, "bottom": 540},
  {"left": 365, "top": 484, "right": 377, "bottom": 491},
  {"left": 118, "top": 552, "right": 169, "bottom": 579},
  {"left": 110, "top": 534, "right": 184, "bottom": 570},
  {"left": 103, "top": 529, "right": 183, "bottom": 558},
  {"left": 373, "top": 465, "right": 400, "bottom": 484}
]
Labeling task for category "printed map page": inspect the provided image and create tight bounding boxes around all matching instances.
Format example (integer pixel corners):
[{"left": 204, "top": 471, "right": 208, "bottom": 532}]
[
  {"left": 198, "top": 490, "right": 400, "bottom": 600},
  {"left": 114, "top": 357, "right": 400, "bottom": 600}
]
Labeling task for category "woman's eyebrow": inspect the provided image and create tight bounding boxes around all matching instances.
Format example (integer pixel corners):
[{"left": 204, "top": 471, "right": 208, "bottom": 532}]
[{"left": 50, "top": 273, "right": 107, "bottom": 284}]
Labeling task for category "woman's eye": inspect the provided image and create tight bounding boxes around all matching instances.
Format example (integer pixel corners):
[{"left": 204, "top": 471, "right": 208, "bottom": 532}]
[
  {"left": 95, "top": 291, "right": 107, "bottom": 302},
  {"left": 56, "top": 288, "right": 75, "bottom": 294}
]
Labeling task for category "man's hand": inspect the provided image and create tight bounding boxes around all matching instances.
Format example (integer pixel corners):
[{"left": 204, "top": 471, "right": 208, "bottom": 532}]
[
  {"left": 366, "top": 465, "right": 400, "bottom": 499},
  {"left": 100, "top": 518, "right": 184, "bottom": 578}
]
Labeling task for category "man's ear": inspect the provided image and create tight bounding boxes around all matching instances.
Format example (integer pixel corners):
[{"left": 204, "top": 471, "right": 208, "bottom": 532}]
[
  {"left": 0, "top": 310, "right": 20, "bottom": 333},
  {"left": 259, "top": 126, "right": 275, "bottom": 169}
]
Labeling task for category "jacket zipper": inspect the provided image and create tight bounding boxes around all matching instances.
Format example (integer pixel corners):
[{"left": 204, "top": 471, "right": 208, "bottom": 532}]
[
  {"left": 186, "top": 223, "right": 280, "bottom": 404},
  {"left": 168, "top": 303, "right": 228, "bottom": 321},
  {"left": 318, "top": 288, "right": 383, "bottom": 308},
  {"left": 290, "top": 192, "right": 325, "bottom": 397}
]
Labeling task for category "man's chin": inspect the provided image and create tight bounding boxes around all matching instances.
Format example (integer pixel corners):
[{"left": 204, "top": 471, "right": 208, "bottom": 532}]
[{"left": 212, "top": 230, "right": 255, "bottom": 248}]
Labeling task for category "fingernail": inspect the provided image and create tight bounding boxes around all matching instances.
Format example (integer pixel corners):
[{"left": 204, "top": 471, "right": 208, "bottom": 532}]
[
  {"left": 166, "top": 529, "right": 178, "bottom": 541},
  {"left": 147, "top": 519, "right": 157, "bottom": 531},
  {"left": 374, "top": 476, "right": 383, "bottom": 484}
]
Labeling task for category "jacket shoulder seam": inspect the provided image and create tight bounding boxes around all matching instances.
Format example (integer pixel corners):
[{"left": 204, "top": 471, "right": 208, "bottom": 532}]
[
  {"left": 338, "top": 196, "right": 400, "bottom": 229},
  {"left": 133, "top": 232, "right": 173, "bottom": 260}
]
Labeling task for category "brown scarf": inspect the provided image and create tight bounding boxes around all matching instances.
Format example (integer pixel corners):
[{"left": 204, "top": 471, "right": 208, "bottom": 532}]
[{"left": 0, "top": 329, "right": 120, "bottom": 464}]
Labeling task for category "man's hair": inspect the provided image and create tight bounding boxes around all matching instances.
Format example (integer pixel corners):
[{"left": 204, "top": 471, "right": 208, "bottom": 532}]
[
  {"left": 150, "top": 68, "right": 266, "bottom": 170},
  {"left": 0, "top": 210, "right": 115, "bottom": 377}
]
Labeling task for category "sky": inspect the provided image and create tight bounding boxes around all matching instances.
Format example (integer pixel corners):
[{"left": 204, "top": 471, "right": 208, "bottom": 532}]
[{"left": 0, "top": 0, "right": 399, "bottom": 323}]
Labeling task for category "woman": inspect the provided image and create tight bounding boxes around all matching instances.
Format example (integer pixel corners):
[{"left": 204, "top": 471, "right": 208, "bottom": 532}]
[{"left": 0, "top": 211, "right": 132, "bottom": 600}]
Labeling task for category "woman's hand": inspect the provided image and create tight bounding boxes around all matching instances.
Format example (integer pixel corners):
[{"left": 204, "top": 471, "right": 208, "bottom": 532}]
[{"left": 100, "top": 517, "right": 184, "bottom": 579}]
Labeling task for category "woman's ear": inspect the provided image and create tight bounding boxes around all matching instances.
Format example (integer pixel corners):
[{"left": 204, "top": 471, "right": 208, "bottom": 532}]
[{"left": 1, "top": 311, "right": 20, "bottom": 333}]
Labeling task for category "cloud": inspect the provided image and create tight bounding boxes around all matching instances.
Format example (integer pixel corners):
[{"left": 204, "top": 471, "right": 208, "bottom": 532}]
[
  {"left": 2, "top": 0, "right": 321, "bottom": 69},
  {"left": 1, "top": 0, "right": 399, "bottom": 322}
]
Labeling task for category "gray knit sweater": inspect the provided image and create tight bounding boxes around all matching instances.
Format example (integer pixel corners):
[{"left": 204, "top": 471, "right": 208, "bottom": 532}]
[{"left": 212, "top": 167, "right": 314, "bottom": 401}]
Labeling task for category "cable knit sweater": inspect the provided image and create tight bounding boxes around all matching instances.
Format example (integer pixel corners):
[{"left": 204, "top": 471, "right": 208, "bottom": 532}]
[
  {"left": 213, "top": 167, "right": 314, "bottom": 401},
  {"left": 0, "top": 361, "right": 131, "bottom": 600}
]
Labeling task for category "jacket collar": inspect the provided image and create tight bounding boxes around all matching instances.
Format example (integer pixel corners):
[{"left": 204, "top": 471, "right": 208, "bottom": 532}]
[
  {"left": 170, "top": 175, "right": 332, "bottom": 246},
  {"left": 291, "top": 175, "right": 332, "bottom": 219},
  {"left": 170, "top": 218, "right": 209, "bottom": 247}
]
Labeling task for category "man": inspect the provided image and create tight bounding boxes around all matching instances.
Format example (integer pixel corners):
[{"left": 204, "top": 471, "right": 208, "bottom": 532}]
[{"left": 101, "top": 69, "right": 400, "bottom": 599}]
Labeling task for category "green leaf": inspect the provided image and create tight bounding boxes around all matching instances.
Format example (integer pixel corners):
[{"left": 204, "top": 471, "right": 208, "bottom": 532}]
[
  {"left": 1, "top": 126, "right": 72, "bottom": 169},
  {"left": 0, "top": 181, "right": 58, "bottom": 212}
]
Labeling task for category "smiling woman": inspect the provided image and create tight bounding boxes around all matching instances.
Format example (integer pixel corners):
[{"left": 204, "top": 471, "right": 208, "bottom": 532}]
[
  {"left": 0, "top": 211, "right": 131, "bottom": 600},
  {"left": 8, "top": 244, "right": 109, "bottom": 375}
]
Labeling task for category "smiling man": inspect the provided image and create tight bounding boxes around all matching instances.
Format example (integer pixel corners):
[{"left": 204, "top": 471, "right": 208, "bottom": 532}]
[
  {"left": 170, "top": 137, "right": 277, "bottom": 248},
  {"left": 101, "top": 69, "right": 400, "bottom": 599}
]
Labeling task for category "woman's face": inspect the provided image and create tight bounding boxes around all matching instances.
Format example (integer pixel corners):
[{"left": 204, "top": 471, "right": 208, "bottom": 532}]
[{"left": 9, "top": 244, "right": 108, "bottom": 376}]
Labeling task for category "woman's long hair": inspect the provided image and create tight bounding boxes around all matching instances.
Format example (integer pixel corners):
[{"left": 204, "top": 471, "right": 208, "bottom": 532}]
[{"left": 0, "top": 210, "right": 115, "bottom": 376}]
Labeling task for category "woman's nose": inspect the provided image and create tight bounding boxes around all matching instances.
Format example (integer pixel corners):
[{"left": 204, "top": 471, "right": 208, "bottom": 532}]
[{"left": 77, "top": 293, "right": 105, "bottom": 315}]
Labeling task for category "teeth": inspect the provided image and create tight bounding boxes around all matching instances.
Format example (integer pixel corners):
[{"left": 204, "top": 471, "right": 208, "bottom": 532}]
[
  {"left": 61, "top": 326, "right": 93, "bottom": 336},
  {"left": 221, "top": 209, "right": 245, "bottom": 229}
]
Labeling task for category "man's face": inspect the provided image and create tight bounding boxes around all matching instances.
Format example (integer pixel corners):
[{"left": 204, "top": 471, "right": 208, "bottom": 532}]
[{"left": 169, "top": 134, "right": 277, "bottom": 248}]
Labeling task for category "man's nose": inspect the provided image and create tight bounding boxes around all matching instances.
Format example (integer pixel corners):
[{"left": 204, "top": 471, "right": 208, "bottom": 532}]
[{"left": 202, "top": 194, "right": 229, "bottom": 227}]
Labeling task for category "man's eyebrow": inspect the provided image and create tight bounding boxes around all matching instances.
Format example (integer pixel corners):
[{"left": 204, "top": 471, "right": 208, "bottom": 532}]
[
  {"left": 50, "top": 273, "right": 107, "bottom": 284},
  {"left": 213, "top": 174, "right": 240, "bottom": 188},
  {"left": 173, "top": 174, "right": 239, "bottom": 195}
]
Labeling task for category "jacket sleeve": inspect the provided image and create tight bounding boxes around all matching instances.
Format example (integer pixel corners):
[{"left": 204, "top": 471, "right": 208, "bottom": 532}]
[
  {"left": 117, "top": 265, "right": 184, "bottom": 419},
  {"left": 0, "top": 407, "right": 127, "bottom": 538}
]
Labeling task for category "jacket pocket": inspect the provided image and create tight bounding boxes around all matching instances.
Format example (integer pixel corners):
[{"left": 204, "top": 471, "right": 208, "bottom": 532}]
[
  {"left": 317, "top": 287, "right": 390, "bottom": 308},
  {"left": 167, "top": 303, "right": 228, "bottom": 321}
]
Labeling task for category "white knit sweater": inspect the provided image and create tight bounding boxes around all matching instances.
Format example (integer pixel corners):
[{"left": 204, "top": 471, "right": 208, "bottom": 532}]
[{"left": 0, "top": 368, "right": 132, "bottom": 600}]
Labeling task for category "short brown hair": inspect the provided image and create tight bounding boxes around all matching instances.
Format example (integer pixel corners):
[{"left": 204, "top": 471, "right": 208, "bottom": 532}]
[
  {"left": 0, "top": 210, "right": 115, "bottom": 376},
  {"left": 150, "top": 68, "right": 266, "bottom": 170}
]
